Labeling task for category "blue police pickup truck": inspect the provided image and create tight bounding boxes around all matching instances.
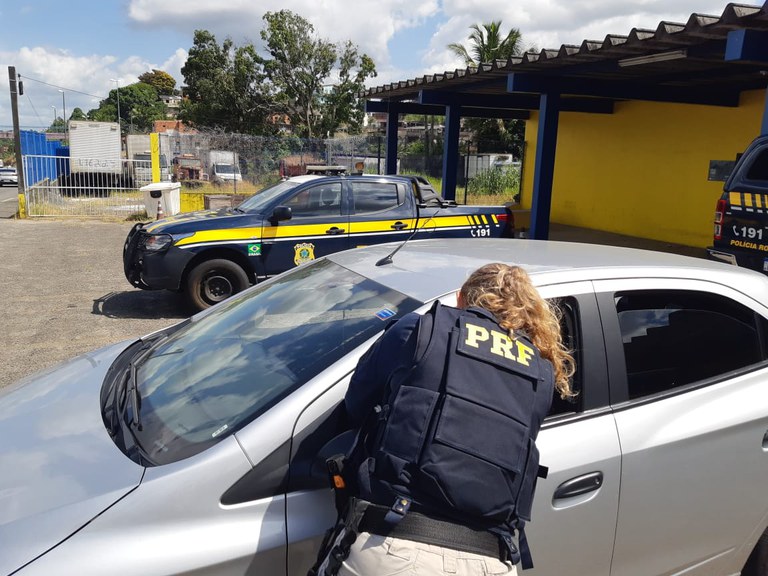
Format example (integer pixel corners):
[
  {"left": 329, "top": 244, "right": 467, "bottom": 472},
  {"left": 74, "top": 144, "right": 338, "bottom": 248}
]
[
  {"left": 708, "top": 135, "right": 768, "bottom": 273},
  {"left": 124, "top": 172, "right": 523, "bottom": 310}
]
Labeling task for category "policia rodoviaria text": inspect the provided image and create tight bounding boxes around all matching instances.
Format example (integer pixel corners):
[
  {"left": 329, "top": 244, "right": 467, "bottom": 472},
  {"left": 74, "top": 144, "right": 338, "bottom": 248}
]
[{"left": 310, "top": 263, "right": 575, "bottom": 576}]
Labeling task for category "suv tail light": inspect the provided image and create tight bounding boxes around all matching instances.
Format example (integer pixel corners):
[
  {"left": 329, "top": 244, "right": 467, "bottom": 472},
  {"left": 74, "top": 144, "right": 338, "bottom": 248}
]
[{"left": 714, "top": 198, "right": 726, "bottom": 240}]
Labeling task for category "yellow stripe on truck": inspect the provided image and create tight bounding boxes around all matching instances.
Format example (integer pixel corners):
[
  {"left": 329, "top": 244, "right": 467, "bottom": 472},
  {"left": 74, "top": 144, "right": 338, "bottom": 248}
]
[
  {"left": 175, "top": 227, "right": 262, "bottom": 246},
  {"left": 730, "top": 192, "right": 743, "bottom": 208}
]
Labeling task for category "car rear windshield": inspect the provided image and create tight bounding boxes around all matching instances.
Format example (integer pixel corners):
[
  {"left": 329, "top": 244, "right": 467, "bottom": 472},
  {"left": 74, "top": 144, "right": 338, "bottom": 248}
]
[{"left": 130, "top": 259, "right": 420, "bottom": 465}]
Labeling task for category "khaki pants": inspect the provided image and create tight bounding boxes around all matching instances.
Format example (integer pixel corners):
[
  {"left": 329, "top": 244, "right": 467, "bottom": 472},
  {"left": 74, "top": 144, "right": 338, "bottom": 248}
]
[{"left": 337, "top": 532, "right": 517, "bottom": 576}]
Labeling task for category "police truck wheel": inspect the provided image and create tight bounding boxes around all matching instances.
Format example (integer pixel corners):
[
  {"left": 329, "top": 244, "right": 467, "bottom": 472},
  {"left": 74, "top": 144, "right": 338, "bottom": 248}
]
[
  {"left": 186, "top": 259, "right": 249, "bottom": 311},
  {"left": 742, "top": 528, "right": 768, "bottom": 576}
]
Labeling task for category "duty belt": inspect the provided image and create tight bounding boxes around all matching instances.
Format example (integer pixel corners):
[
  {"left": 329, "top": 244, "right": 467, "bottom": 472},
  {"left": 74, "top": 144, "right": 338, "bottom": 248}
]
[{"left": 357, "top": 503, "right": 505, "bottom": 560}]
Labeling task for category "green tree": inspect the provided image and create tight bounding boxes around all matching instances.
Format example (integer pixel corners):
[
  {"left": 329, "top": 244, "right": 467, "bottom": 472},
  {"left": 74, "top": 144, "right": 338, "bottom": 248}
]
[
  {"left": 261, "top": 10, "right": 376, "bottom": 138},
  {"left": 448, "top": 21, "right": 525, "bottom": 157},
  {"left": 47, "top": 117, "right": 66, "bottom": 133},
  {"left": 88, "top": 82, "right": 166, "bottom": 132},
  {"left": 448, "top": 21, "right": 523, "bottom": 65},
  {"left": 180, "top": 30, "right": 273, "bottom": 134},
  {"left": 316, "top": 42, "right": 377, "bottom": 136},
  {"left": 138, "top": 69, "right": 177, "bottom": 95},
  {"left": 69, "top": 107, "right": 87, "bottom": 121}
]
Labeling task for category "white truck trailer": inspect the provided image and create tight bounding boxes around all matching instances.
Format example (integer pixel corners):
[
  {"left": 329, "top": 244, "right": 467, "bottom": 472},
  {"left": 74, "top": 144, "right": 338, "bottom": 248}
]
[{"left": 64, "top": 120, "right": 123, "bottom": 194}]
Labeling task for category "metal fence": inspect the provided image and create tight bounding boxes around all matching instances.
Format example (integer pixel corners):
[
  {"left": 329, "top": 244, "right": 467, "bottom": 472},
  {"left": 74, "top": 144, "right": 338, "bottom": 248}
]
[
  {"left": 20, "top": 131, "right": 516, "bottom": 217},
  {"left": 23, "top": 154, "right": 146, "bottom": 217}
]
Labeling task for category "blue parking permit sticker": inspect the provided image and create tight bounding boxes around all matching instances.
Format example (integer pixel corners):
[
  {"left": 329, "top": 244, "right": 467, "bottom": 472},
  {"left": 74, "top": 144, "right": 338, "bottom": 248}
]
[{"left": 375, "top": 308, "right": 396, "bottom": 321}]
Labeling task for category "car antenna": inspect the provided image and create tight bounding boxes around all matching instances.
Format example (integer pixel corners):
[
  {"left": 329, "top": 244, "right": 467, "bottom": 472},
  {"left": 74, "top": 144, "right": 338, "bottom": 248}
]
[{"left": 376, "top": 203, "right": 442, "bottom": 266}]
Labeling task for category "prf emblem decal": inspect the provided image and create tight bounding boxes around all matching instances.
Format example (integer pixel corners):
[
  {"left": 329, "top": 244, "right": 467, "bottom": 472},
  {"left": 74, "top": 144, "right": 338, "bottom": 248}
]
[
  {"left": 294, "top": 242, "right": 315, "bottom": 266},
  {"left": 247, "top": 243, "right": 261, "bottom": 256}
]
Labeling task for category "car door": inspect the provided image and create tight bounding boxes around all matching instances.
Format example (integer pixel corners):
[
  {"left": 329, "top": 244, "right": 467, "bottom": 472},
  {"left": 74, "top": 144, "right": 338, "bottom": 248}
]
[
  {"left": 593, "top": 278, "right": 768, "bottom": 576},
  {"left": 524, "top": 282, "right": 620, "bottom": 576},
  {"left": 347, "top": 179, "right": 415, "bottom": 248},
  {"left": 261, "top": 180, "right": 349, "bottom": 276},
  {"left": 283, "top": 284, "right": 621, "bottom": 576}
]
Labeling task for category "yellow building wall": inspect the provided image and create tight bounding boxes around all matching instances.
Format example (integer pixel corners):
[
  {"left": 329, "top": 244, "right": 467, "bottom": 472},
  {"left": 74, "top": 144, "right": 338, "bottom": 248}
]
[{"left": 521, "top": 89, "right": 765, "bottom": 247}]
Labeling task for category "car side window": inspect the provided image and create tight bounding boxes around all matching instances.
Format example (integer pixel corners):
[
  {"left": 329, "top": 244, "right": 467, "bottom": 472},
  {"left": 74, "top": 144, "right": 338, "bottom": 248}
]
[
  {"left": 745, "top": 147, "right": 768, "bottom": 181},
  {"left": 548, "top": 297, "right": 583, "bottom": 416},
  {"left": 351, "top": 182, "right": 402, "bottom": 214},
  {"left": 285, "top": 182, "right": 342, "bottom": 217},
  {"left": 615, "top": 290, "right": 768, "bottom": 399}
]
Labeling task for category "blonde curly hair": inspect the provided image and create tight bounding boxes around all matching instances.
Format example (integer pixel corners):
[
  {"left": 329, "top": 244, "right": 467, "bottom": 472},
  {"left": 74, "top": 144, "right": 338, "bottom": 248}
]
[{"left": 459, "top": 263, "right": 576, "bottom": 399}]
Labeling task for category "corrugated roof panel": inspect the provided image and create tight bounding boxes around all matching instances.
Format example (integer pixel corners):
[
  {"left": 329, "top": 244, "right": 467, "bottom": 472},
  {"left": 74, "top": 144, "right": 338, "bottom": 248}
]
[{"left": 363, "top": 2, "right": 768, "bottom": 99}]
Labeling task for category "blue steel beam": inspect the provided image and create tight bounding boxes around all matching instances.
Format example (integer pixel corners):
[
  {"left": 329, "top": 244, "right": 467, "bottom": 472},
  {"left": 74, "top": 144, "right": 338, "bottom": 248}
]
[
  {"left": 508, "top": 73, "right": 740, "bottom": 106},
  {"left": 366, "top": 99, "right": 531, "bottom": 118},
  {"left": 419, "top": 89, "right": 614, "bottom": 113},
  {"left": 530, "top": 92, "right": 561, "bottom": 240},
  {"left": 366, "top": 100, "right": 445, "bottom": 115},
  {"left": 386, "top": 106, "right": 399, "bottom": 174},
  {"left": 725, "top": 29, "right": 768, "bottom": 63},
  {"left": 442, "top": 104, "right": 461, "bottom": 201}
]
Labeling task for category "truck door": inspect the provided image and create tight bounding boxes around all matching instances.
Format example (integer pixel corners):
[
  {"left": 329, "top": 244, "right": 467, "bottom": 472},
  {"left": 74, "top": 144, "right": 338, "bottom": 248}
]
[
  {"left": 347, "top": 180, "right": 415, "bottom": 248},
  {"left": 260, "top": 181, "right": 349, "bottom": 276}
]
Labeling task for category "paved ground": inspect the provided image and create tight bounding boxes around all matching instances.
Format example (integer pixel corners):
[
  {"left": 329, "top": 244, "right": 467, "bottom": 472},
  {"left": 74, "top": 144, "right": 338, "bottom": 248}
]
[
  {"left": 0, "top": 217, "right": 708, "bottom": 390},
  {"left": 0, "top": 219, "right": 187, "bottom": 389}
]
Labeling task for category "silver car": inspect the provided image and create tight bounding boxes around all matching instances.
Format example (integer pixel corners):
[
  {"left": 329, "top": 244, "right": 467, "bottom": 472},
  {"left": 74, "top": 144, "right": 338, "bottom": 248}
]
[{"left": 2, "top": 238, "right": 768, "bottom": 576}]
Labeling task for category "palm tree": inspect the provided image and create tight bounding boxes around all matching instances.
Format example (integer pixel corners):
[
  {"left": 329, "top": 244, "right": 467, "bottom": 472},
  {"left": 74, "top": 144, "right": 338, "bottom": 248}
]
[{"left": 448, "top": 21, "right": 523, "bottom": 66}]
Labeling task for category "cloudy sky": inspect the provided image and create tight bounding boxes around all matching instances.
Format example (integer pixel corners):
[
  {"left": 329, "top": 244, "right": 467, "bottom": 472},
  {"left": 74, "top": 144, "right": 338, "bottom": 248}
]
[{"left": 0, "top": 0, "right": 744, "bottom": 130}]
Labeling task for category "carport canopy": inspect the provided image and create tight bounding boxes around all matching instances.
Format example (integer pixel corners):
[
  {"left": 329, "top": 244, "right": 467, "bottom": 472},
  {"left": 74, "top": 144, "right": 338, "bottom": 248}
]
[{"left": 364, "top": 2, "right": 768, "bottom": 239}]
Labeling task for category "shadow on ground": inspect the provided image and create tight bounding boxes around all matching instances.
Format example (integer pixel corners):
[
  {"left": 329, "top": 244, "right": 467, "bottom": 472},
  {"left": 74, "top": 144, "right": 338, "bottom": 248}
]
[{"left": 93, "top": 290, "right": 190, "bottom": 319}]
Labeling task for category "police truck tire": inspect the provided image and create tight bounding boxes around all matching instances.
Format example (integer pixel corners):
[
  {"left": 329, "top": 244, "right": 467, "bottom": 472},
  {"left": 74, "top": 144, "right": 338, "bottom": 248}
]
[
  {"left": 186, "top": 259, "right": 249, "bottom": 311},
  {"left": 742, "top": 528, "right": 768, "bottom": 576}
]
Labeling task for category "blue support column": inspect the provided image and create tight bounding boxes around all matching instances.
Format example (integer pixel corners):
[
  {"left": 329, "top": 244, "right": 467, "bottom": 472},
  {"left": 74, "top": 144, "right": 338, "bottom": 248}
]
[
  {"left": 441, "top": 104, "right": 461, "bottom": 201},
  {"left": 386, "top": 107, "right": 399, "bottom": 174},
  {"left": 530, "top": 91, "right": 561, "bottom": 240}
]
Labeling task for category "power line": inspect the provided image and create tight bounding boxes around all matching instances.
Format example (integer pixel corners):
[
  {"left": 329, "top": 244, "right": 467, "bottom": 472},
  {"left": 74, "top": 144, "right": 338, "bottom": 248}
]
[
  {"left": 24, "top": 93, "right": 47, "bottom": 128},
  {"left": 18, "top": 74, "right": 107, "bottom": 100}
]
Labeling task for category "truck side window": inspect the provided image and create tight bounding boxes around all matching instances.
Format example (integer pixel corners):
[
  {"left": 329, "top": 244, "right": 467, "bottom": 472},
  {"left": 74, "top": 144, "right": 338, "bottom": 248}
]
[
  {"left": 285, "top": 183, "right": 342, "bottom": 217},
  {"left": 351, "top": 182, "right": 402, "bottom": 214},
  {"left": 745, "top": 148, "right": 768, "bottom": 181},
  {"left": 614, "top": 290, "right": 768, "bottom": 399}
]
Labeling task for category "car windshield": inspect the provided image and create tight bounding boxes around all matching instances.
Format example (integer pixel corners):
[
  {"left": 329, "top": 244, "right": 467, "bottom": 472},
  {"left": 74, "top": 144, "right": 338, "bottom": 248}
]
[
  {"left": 237, "top": 179, "right": 302, "bottom": 213},
  {"left": 128, "top": 259, "right": 420, "bottom": 465}
]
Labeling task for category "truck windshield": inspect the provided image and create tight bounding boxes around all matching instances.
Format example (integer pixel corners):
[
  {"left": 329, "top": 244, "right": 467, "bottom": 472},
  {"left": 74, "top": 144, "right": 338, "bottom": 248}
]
[
  {"left": 237, "top": 179, "right": 302, "bottom": 213},
  {"left": 124, "top": 259, "right": 420, "bottom": 465},
  {"left": 215, "top": 164, "right": 238, "bottom": 175}
]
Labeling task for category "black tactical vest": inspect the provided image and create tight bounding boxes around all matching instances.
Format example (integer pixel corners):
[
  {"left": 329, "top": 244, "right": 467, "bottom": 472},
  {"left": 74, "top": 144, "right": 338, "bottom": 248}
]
[{"left": 355, "top": 301, "right": 554, "bottom": 562}]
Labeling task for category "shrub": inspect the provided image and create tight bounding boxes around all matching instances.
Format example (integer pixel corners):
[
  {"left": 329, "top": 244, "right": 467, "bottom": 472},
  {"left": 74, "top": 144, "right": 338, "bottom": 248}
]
[{"left": 467, "top": 166, "right": 520, "bottom": 199}]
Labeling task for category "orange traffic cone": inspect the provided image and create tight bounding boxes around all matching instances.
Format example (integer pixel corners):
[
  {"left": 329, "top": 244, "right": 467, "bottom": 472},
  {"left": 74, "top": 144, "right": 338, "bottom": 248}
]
[{"left": 156, "top": 199, "right": 165, "bottom": 220}]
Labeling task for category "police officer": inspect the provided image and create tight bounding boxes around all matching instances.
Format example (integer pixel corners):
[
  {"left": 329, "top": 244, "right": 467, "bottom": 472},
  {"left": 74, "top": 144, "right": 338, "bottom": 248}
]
[{"left": 317, "top": 263, "right": 574, "bottom": 576}]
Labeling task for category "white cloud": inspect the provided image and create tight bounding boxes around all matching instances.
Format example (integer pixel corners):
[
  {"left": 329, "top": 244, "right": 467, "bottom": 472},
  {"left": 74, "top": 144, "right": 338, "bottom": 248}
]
[
  {"left": 126, "top": 0, "right": 440, "bottom": 68},
  {"left": 0, "top": 46, "right": 187, "bottom": 129},
  {"left": 0, "top": 0, "right": 741, "bottom": 129},
  {"left": 422, "top": 0, "right": 735, "bottom": 75}
]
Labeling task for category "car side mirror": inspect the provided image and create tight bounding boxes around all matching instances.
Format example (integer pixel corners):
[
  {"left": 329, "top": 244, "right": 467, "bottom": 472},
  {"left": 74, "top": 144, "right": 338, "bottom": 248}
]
[{"left": 270, "top": 206, "right": 292, "bottom": 225}]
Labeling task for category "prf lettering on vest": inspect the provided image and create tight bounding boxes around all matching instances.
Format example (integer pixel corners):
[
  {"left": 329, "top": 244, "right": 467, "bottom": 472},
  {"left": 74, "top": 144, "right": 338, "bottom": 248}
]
[{"left": 464, "top": 323, "right": 534, "bottom": 366}]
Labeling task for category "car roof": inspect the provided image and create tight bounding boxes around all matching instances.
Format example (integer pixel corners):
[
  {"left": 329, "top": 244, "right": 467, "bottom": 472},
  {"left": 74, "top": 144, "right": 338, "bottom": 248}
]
[{"left": 326, "top": 238, "right": 768, "bottom": 302}]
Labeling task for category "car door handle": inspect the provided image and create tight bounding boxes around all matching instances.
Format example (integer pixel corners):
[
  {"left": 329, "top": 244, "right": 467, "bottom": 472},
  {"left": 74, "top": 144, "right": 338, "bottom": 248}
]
[
  {"left": 325, "top": 227, "right": 345, "bottom": 235},
  {"left": 391, "top": 221, "right": 408, "bottom": 231},
  {"left": 553, "top": 472, "right": 603, "bottom": 500}
]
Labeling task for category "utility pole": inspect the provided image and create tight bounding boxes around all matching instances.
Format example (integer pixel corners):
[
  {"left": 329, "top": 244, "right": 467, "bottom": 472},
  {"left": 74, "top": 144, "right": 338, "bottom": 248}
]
[{"left": 8, "top": 66, "right": 25, "bottom": 191}]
